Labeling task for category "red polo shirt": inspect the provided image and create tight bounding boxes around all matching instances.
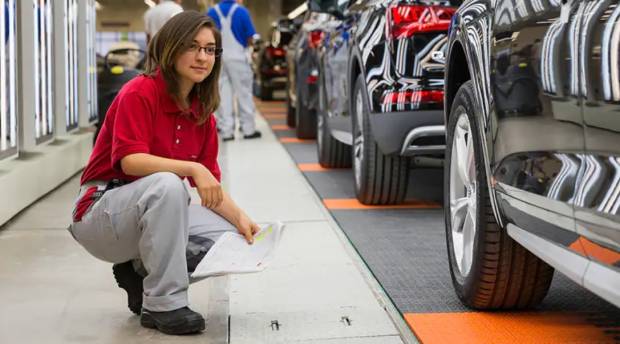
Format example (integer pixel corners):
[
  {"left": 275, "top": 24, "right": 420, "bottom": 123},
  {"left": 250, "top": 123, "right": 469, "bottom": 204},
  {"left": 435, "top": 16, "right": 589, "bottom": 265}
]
[{"left": 80, "top": 71, "right": 221, "bottom": 185}]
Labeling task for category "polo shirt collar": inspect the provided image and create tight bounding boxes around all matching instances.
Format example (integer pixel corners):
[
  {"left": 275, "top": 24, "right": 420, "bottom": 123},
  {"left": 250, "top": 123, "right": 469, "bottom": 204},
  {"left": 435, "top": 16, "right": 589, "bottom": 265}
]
[{"left": 154, "top": 70, "right": 201, "bottom": 117}]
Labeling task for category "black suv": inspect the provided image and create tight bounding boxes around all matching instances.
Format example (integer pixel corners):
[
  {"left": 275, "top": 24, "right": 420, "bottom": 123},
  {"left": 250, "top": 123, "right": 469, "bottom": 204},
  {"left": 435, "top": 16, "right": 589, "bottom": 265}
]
[
  {"left": 444, "top": 0, "right": 619, "bottom": 308},
  {"left": 315, "top": 0, "right": 455, "bottom": 204}
]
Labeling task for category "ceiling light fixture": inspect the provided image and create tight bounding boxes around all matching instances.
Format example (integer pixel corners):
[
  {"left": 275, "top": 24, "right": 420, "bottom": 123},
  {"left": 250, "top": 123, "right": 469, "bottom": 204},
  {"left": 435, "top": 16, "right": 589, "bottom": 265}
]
[{"left": 287, "top": 3, "right": 307, "bottom": 19}]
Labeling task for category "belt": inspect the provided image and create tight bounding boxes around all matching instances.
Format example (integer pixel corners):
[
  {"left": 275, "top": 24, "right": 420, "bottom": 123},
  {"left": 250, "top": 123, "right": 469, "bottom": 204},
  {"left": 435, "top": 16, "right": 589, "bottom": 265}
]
[{"left": 78, "top": 179, "right": 128, "bottom": 197}]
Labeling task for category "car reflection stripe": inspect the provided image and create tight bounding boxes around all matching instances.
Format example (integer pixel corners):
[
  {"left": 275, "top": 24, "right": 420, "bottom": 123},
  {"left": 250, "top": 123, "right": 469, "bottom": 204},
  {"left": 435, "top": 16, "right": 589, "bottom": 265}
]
[
  {"left": 323, "top": 198, "right": 440, "bottom": 210},
  {"left": 602, "top": 3, "right": 620, "bottom": 101},
  {"left": 404, "top": 312, "right": 617, "bottom": 343},
  {"left": 598, "top": 157, "right": 620, "bottom": 213},
  {"left": 580, "top": 1, "right": 611, "bottom": 98},
  {"left": 570, "top": 237, "right": 620, "bottom": 266}
]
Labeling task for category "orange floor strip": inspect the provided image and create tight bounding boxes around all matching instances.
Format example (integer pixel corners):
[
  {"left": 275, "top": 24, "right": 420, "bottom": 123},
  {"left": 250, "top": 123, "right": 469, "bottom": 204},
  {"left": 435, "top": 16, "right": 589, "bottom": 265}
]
[
  {"left": 271, "top": 124, "right": 291, "bottom": 131},
  {"left": 280, "top": 137, "right": 314, "bottom": 144},
  {"left": 404, "top": 312, "right": 617, "bottom": 344},
  {"left": 298, "top": 163, "right": 330, "bottom": 172},
  {"left": 261, "top": 109, "right": 287, "bottom": 112},
  {"left": 323, "top": 198, "right": 440, "bottom": 210},
  {"left": 263, "top": 114, "right": 286, "bottom": 120}
]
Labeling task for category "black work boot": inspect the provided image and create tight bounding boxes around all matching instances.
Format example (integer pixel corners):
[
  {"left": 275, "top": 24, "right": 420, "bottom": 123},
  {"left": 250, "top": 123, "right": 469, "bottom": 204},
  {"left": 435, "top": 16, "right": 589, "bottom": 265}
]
[
  {"left": 141, "top": 307, "right": 205, "bottom": 335},
  {"left": 112, "top": 262, "right": 144, "bottom": 315},
  {"left": 243, "top": 130, "right": 262, "bottom": 139}
]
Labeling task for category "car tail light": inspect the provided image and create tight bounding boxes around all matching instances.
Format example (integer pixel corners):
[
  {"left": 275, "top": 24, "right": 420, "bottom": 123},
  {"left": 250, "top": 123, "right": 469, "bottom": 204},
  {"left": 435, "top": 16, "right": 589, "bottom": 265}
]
[
  {"left": 266, "top": 46, "right": 286, "bottom": 58},
  {"left": 386, "top": 5, "right": 455, "bottom": 39},
  {"left": 306, "top": 70, "right": 319, "bottom": 84},
  {"left": 306, "top": 75, "right": 319, "bottom": 84},
  {"left": 382, "top": 90, "right": 444, "bottom": 105},
  {"left": 308, "top": 30, "right": 324, "bottom": 49}
]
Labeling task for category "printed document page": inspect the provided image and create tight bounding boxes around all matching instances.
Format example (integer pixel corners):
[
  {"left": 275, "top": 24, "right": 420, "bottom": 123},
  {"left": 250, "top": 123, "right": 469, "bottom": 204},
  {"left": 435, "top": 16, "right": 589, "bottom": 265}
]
[{"left": 191, "top": 221, "right": 284, "bottom": 278}]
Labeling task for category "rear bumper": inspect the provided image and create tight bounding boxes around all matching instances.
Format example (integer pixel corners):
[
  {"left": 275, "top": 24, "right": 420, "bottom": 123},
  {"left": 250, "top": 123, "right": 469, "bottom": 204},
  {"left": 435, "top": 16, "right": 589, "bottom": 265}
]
[
  {"left": 369, "top": 110, "right": 445, "bottom": 156},
  {"left": 263, "top": 76, "right": 288, "bottom": 90}
]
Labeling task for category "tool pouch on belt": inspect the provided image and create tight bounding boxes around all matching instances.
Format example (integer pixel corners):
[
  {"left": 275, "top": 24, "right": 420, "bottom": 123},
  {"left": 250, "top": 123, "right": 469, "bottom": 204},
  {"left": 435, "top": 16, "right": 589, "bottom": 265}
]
[{"left": 72, "top": 179, "right": 127, "bottom": 223}]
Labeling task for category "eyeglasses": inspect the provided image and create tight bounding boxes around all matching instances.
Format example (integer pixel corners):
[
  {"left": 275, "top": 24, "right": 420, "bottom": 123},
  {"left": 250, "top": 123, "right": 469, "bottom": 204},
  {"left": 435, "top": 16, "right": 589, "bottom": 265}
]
[{"left": 186, "top": 43, "right": 223, "bottom": 57}]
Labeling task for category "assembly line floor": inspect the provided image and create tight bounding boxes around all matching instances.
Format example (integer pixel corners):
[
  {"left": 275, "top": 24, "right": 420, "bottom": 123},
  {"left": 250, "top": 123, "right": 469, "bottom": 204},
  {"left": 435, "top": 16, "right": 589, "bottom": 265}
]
[
  {"left": 257, "top": 99, "right": 620, "bottom": 343},
  {"left": 0, "top": 107, "right": 406, "bottom": 343},
  {"left": 1, "top": 98, "right": 619, "bottom": 344}
]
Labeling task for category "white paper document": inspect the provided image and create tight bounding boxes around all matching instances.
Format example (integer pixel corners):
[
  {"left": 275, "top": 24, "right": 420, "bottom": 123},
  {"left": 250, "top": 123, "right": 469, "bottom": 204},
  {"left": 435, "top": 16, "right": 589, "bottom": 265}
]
[{"left": 191, "top": 221, "right": 284, "bottom": 278}]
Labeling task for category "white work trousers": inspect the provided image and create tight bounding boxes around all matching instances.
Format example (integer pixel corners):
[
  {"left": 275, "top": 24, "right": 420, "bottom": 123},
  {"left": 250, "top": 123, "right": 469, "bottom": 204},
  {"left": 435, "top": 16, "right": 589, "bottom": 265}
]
[
  {"left": 69, "top": 172, "right": 237, "bottom": 312},
  {"left": 217, "top": 59, "right": 257, "bottom": 137}
]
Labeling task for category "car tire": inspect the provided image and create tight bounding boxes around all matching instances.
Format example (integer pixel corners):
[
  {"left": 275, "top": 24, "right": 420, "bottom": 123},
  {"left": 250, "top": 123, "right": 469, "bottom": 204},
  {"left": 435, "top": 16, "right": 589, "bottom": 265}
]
[
  {"left": 260, "top": 83, "right": 273, "bottom": 101},
  {"left": 351, "top": 75, "right": 409, "bottom": 205},
  {"left": 317, "top": 72, "right": 351, "bottom": 168},
  {"left": 286, "top": 84, "right": 296, "bottom": 128},
  {"left": 445, "top": 80, "right": 554, "bottom": 310},
  {"left": 295, "top": 84, "right": 317, "bottom": 139}
]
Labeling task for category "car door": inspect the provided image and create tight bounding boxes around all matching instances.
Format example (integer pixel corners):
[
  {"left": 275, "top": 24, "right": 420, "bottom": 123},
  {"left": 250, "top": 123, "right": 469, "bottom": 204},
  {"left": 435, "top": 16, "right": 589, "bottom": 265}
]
[
  {"left": 491, "top": 0, "right": 587, "bottom": 282},
  {"left": 323, "top": 2, "right": 356, "bottom": 137},
  {"left": 575, "top": 0, "right": 620, "bottom": 286}
]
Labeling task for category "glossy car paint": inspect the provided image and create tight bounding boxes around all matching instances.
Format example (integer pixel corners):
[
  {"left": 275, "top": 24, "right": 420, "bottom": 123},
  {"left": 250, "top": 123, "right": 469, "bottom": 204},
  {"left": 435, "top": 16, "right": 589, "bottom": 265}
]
[
  {"left": 286, "top": 12, "right": 331, "bottom": 111},
  {"left": 445, "top": 0, "right": 620, "bottom": 306},
  {"left": 321, "top": 0, "right": 455, "bottom": 155}
]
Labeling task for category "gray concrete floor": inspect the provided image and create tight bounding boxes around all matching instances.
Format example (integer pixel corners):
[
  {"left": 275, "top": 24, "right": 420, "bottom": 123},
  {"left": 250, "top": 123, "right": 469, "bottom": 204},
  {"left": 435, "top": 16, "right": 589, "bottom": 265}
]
[{"left": 0, "top": 115, "right": 405, "bottom": 343}]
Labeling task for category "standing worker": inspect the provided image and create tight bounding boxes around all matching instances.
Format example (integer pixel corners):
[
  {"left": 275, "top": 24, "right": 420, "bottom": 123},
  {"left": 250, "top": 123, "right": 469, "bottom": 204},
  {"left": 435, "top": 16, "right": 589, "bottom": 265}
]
[
  {"left": 207, "top": 0, "right": 261, "bottom": 141},
  {"left": 144, "top": 0, "right": 183, "bottom": 44}
]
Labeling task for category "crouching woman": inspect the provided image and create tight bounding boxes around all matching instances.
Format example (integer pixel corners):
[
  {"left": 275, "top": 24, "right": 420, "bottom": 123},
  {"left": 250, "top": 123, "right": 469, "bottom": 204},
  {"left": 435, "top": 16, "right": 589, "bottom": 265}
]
[{"left": 69, "top": 11, "right": 259, "bottom": 335}]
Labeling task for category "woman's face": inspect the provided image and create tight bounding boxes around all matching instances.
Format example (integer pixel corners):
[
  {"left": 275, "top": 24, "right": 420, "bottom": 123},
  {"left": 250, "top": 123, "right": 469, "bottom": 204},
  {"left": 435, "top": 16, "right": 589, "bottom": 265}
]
[{"left": 175, "top": 27, "right": 217, "bottom": 86}]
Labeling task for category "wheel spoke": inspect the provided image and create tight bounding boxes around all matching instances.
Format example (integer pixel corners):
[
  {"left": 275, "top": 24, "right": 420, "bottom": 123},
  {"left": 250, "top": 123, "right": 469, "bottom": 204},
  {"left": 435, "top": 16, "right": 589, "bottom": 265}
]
[
  {"left": 455, "top": 124, "right": 470, "bottom": 185},
  {"left": 460, "top": 211, "right": 475, "bottom": 275},
  {"left": 465, "top": 131, "right": 475, "bottom": 184},
  {"left": 451, "top": 197, "right": 469, "bottom": 233}
]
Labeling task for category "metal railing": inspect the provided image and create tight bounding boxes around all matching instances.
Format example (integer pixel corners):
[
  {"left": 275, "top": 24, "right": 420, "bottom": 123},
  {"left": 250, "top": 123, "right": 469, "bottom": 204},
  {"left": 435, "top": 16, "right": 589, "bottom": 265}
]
[
  {"left": 0, "top": 0, "right": 17, "bottom": 159},
  {"left": 34, "top": 0, "right": 54, "bottom": 143},
  {"left": 86, "top": 0, "right": 98, "bottom": 123},
  {"left": 65, "top": 0, "right": 79, "bottom": 131}
]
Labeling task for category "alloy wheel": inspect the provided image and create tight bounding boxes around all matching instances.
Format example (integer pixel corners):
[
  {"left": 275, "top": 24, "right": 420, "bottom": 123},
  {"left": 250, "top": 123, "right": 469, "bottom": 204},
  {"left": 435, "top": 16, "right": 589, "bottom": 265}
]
[
  {"left": 449, "top": 112, "right": 477, "bottom": 277},
  {"left": 353, "top": 89, "right": 365, "bottom": 190}
]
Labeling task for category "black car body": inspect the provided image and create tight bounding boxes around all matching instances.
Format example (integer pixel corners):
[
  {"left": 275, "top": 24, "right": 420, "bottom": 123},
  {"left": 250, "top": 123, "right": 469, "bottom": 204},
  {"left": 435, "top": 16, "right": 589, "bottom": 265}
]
[
  {"left": 285, "top": 11, "right": 331, "bottom": 138},
  {"left": 444, "top": 0, "right": 619, "bottom": 309},
  {"left": 316, "top": 0, "right": 455, "bottom": 204},
  {"left": 253, "top": 19, "right": 296, "bottom": 100}
]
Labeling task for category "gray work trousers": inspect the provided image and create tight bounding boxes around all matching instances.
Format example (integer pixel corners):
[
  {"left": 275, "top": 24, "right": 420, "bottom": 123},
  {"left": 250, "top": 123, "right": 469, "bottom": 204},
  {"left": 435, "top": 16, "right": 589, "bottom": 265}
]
[
  {"left": 217, "top": 59, "right": 257, "bottom": 137},
  {"left": 69, "top": 172, "right": 237, "bottom": 312}
]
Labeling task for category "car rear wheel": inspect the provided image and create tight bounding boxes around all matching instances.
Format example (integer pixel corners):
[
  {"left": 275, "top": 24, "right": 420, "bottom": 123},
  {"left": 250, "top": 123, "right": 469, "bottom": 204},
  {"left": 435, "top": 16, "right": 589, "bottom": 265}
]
[
  {"left": 445, "top": 80, "right": 554, "bottom": 309},
  {"left": 295, "top": 84, "right": 317, "bottom": 139},
  {"left": 286, "top": 86, "right": 296, "bottom": 128},
  {"left": 317, "top": 75, "right": 351, "bottom": 168},
  {"left": 260, "top": 83, "right": 273, "bottom": 101},
  {"left": 351, "top": 75, "right": 408, "bottom": 205}
]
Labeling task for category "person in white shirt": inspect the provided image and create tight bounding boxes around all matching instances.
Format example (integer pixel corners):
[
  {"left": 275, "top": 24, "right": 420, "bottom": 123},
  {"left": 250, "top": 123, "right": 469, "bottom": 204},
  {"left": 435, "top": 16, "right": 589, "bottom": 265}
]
[{"left": 144, "top": 0, "right": 184, "bottom": 43}]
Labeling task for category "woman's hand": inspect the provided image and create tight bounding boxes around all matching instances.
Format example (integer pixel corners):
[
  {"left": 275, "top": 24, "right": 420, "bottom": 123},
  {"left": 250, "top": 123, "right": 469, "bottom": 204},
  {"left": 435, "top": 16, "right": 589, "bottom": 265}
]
[
  {"left": 191, "top": 163, "right": 223, "bottom": 209},
  {"left": 235, "top": 212, "right": 260, "bottom": 244}
]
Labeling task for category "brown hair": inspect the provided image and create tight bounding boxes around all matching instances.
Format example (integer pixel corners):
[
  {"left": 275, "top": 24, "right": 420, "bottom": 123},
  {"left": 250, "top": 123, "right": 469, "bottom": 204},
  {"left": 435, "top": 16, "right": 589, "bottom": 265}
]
[{"left": 145, "top": 11, "right": 222, "bottom": 125}]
